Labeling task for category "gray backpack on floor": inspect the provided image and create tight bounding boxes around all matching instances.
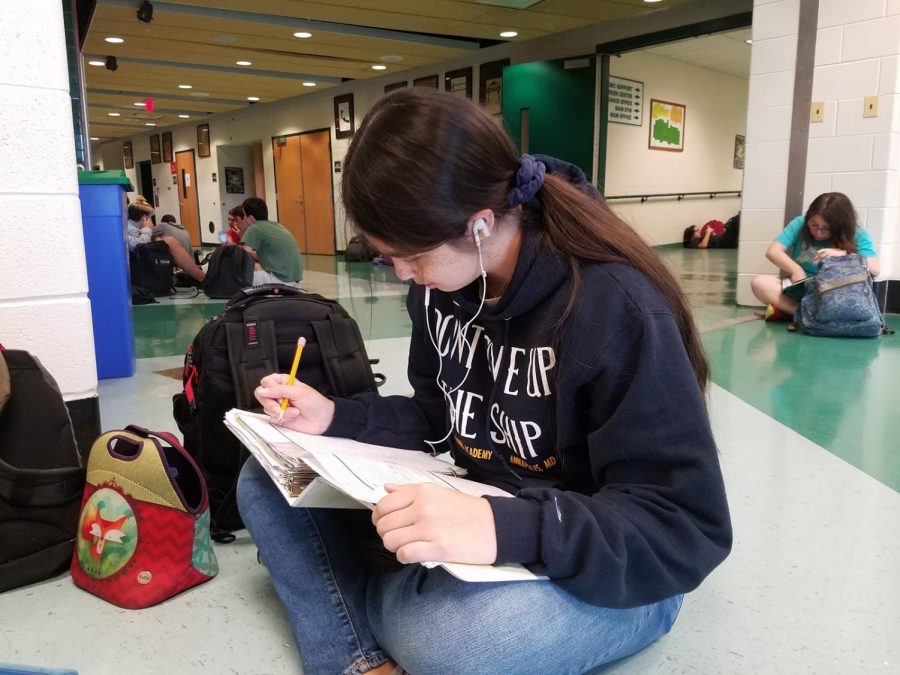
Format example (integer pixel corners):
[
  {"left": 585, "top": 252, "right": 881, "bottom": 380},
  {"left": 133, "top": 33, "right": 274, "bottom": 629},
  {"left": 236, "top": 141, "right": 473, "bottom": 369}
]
[{"left": 797, "top": 254, "right": 884, "bottom": 338}]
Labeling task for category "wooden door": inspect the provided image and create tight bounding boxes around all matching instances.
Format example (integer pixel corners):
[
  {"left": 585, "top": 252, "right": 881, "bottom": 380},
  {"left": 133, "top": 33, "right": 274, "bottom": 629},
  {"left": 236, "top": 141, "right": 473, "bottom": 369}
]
[
  {"left": 299, "top": 130, "right": 335, "bottom": 255},
  {"left": 175, "top": 149, "right": 201, "bottom": 246},
  {"left": 273, "top": 130, "right": 335, "bottom": 255},
  {"left": 272, "top": 135, "right": 306, "bottom": 251}
]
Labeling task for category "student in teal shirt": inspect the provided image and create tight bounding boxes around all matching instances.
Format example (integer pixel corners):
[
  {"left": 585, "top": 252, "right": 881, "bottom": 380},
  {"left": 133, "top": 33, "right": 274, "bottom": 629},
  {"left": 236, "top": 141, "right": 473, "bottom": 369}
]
[{"left": 751, "top": 192, "right": 879, "bottom": 319}]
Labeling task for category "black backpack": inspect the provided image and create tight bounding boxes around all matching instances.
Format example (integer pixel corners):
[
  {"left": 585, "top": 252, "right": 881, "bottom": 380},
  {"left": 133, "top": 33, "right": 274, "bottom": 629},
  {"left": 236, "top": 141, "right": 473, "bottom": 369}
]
[
  {"left": 131, "top": 241, "right": 175, "bottom": 296},
  {"left": 0, "top": 349, "right": 86, "bottom": 592},
  {"left": 344, "top": 235, "right": 378, "bottom": 262},
  {"left": 202, "top": 245, "right": 255, "bottom": 299},
  {"left": 172, "top": 284, "right": 383, "bottom": 540}
]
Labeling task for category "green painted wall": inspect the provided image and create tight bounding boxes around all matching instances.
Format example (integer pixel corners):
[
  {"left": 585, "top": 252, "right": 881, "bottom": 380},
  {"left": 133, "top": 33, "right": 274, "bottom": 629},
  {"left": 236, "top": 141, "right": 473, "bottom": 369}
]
[{"left": 502, "top": 58, "right": 596, "bottom": 181}]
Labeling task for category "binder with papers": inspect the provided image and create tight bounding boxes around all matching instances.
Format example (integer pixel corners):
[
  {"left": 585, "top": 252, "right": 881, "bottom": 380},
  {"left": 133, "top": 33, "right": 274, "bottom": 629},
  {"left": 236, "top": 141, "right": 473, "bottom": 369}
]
[{"left": 223, "top": 409, "right": 544, "bottom": 583}]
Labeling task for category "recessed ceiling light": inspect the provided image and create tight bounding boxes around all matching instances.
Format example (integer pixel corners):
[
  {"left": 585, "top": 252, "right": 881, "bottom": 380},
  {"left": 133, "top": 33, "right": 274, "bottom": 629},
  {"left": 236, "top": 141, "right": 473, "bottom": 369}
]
[
  {"left": 178, "top": 84, "right": 192, "bottom": 89},
  {"left": 178, "top": 114, "right": 190, "bottom": 118},
  {"left": 145, "top": 122, "right": 156, "bottom": 126},
  {"left": 108, "top": 112, "right": 120, "bottom": 116},
  {"left": 293, "top": 31, "right": 312, "bottom": 38},
  {"left": 90, "top": 137, "right": 100, "bottom": 141},
  {"left": 745, "top": 39, "right": 753, "bottom": 44},
  {"left": 247, "top": 96, "right": 260, "bottom": 101},
  {"left": 105, "top": 36, "right": 124, "bottom": 43},
  {"left": 371, "top": 64, "right": 387, "bottom": 70},
  {"left": 500, "top": 31, "right": 517, "bottom": 38},
  {"left": 236, "top": 60, "right": 252, "bottom": 66},
  {"left": 302, "top": 81, "right": 316, "bottom": 87},
  {"left": 88, "top": 60, "right": 104, "bottom": 66}
]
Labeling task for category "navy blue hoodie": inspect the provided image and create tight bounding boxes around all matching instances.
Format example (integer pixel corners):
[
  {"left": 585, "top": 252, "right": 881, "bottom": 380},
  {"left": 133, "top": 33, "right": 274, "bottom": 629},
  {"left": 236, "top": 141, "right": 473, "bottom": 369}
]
[{"left": 326, "top": 173, "right": 732, "bottom": 608}]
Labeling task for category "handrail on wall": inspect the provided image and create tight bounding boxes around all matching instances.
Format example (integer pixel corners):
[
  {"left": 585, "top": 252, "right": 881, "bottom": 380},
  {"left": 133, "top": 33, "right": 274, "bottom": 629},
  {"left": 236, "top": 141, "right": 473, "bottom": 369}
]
[{"left": 604, "top": 190, "right": 742, "bottom": 203}]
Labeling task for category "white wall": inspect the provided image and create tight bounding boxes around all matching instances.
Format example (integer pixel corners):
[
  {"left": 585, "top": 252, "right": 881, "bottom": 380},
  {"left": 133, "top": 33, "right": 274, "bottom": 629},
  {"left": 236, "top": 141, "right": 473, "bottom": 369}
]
[
  {"left": 216, "top": 144, "right": 257, "bottom": 227},
  {"left": 100, "top": 0, "right": 754, "bottom": 249},
  {"left": 0, "top": 0, "right": 97, "bottom": 402},
  {"left": 605, "top": 51, "right": 747, "bottom": 244},
  {"left": 738, "top": 0, "right": 900, "bottom": 304}
]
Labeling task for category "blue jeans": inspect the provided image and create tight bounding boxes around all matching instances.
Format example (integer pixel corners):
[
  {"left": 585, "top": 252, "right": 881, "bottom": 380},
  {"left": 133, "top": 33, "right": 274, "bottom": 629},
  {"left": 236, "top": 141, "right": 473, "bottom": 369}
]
[{"left": 237, "top": 458, "right": 683, "bottom": 675}]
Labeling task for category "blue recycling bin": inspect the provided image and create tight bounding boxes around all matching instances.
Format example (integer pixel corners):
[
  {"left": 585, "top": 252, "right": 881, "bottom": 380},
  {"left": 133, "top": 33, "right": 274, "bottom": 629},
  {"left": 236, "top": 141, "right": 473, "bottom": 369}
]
[{"left": 78, "top": 170, "right": 135, "bottom": 379}]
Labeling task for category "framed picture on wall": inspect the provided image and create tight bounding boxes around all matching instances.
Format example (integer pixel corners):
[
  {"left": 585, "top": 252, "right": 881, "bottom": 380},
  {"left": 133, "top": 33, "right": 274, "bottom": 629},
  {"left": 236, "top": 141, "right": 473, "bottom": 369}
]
[
  {"left": 444, "top": 67, "right": 472, "bottom": 98},
  {"left": 197, "top": 123, "right": 210, "bottom": 157},
  {"left": 384, "top": 80, "right": 407, "bottom": 94},
  {"left": 123, "top": 141, "right": 134, "bottom": 169},
  {"left": 149, "top": 134, "right": 162, "bottom": 164},
  {"left": 413, "top": 75, "right": 438, "bottom": 88},
  {"left": 334, "top": 93, "right": 355, "bottom": 139},
  {"left": 161, "top": 131, "right": 173, "bottom": 163},
  {"left": 733, "top": 134, "right": 745, "bottom": 169},
  {"left": 225, "top": 166, "right": 245, "bottom": 194},
  {"left": 479, "top": 59, "right": 508, "bottom": 117},
  {"left": 648, "top": 99, "right": 685, "bottom": 152}
]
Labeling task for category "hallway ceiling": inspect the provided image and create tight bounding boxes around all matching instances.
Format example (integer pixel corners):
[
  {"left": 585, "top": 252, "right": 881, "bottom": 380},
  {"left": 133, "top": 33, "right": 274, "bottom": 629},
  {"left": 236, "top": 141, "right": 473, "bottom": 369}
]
[{"left": 81, "top": 0, "right": 748, "bottom": 141}]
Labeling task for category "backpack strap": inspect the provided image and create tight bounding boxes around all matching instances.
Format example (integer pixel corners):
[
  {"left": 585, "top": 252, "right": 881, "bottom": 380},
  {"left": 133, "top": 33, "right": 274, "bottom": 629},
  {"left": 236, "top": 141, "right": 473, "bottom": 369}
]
[{"left": 311, "top": 312, "right": 378, "bottom": 396}]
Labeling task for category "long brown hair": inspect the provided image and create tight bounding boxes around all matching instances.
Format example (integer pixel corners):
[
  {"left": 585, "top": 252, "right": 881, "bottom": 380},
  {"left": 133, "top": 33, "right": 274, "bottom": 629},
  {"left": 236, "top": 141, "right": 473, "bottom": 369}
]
[
  {"left": 801, "top": 192, "right": 858, "bottom": 253},
  {"left": 341, "top": 88, "right": 708, "bottom": 392}
]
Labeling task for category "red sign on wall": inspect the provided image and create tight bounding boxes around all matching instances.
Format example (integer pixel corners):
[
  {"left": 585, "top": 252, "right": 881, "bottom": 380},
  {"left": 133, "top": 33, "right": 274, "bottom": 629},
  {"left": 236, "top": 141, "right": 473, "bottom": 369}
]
[{"left": 170, "top": 162, "right": 177, "bottom": 175}]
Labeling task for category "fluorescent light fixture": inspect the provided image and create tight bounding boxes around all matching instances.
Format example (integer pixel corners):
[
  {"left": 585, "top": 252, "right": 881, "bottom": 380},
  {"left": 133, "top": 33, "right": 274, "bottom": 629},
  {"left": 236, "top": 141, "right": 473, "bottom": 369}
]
[
  {"left": 302, "top": 81, "right": 316, "bottom": 87},
  {"left": 105, "top": 36, "right": 124, "bottom": 43},
  {"left": 745, "top": 39, "right": 753, "bottom": 44},
  {"left": 371, "top": 64, "right": 387, "bottom": 70},
  {"left": 247, "top": 96, "right": 260, "bottom": 101},
  {"left": 500, "top": 31, "right": 518, "bottom": 38},
  {"left": 89, "top": 137, "right": 100, "bottom": 141},
  {"left": 108, "top": 112, "right": 120, "bottom": 116},
  {"left": 134, "top": 102, "right": 145, "bottom": 106},
  {"left": 145, "top": 122, "right": 156, "bottom": 126},
  {"left": 236, "top": 60, "right": 252, "bottom": 66},
  {"left": 178, "top": 84, "right": 192, "bottom": 89},
  {"left": 643, "top": 0, "right": 663, "bottom": 3},
  {"left": 178, "top": 114, "right": 190, "bottom": 118},
  {"left": 293, "top": 31, "right": 312, "bottom": 38},
  {"left": 88, "top": 60, "right": 105, "bottom": 66}
]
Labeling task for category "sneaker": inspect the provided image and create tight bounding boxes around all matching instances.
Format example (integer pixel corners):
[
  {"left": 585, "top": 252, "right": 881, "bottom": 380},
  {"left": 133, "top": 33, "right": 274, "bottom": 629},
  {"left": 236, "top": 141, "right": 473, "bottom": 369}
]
[{"left": 764, "top": 304, "right": 791, "bottom": 322}]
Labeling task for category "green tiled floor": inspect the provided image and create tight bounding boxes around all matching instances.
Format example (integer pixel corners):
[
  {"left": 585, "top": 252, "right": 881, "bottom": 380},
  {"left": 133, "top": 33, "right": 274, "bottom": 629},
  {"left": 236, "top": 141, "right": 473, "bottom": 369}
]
[{"left": 703, "top": 314, "right": 900, "bottom": 492}]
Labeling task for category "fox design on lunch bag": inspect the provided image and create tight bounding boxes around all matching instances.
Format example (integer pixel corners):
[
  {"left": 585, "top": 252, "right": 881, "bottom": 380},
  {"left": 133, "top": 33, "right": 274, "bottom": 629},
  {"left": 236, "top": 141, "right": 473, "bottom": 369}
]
[
  {"left": 77, "top": 489, "right": 136, "bottom": 577},
  {"left": 797, "top": 253, "right": 885, "bottom": 338}
]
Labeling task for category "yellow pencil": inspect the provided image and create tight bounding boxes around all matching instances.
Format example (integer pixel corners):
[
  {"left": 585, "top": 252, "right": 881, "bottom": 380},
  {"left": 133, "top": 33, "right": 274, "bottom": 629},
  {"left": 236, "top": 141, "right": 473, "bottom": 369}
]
[{"left": 278, "top": 336, "right": 306, "bottom": 422}]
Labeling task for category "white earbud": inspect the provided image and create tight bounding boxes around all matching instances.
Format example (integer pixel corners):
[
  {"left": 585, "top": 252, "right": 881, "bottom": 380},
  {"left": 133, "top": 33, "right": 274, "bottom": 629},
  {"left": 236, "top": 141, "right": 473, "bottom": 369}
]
[{"left": 472, "top": 218, "right": 489, "bottom": 247}]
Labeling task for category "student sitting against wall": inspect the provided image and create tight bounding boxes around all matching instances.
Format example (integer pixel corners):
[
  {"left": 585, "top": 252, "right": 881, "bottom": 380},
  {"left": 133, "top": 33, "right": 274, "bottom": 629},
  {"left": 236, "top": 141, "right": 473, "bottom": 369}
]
[
  {"left": 229, "top": 197, "right": 302, "bottom": 287},
  {"left": 683, "top": 214, "right": 740, "bottom": 249},
  {"left": 750, "top": 192, "right": 879, "bottom": 321},
  {"left": 126, "top": 197, "right": 205, "bottom": 283}
]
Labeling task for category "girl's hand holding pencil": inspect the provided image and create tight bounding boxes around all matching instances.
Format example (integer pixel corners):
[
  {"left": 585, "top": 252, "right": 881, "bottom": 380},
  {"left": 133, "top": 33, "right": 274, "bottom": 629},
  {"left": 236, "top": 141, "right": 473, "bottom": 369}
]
[{"left": 254, "top": 337, "right": 336, "bottom": 435}]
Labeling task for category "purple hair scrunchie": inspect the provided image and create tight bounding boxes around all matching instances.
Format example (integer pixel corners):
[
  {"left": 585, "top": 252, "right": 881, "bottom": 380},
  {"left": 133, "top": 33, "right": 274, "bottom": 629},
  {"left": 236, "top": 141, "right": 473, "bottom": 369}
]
[{"left": 506, "top": 154, "right": 546, "bottom": 208}]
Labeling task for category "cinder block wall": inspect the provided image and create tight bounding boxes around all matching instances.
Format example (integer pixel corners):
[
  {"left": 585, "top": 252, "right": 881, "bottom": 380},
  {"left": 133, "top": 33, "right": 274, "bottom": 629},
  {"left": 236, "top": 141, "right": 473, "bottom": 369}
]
[
  {"left": 0, "top": 1, "right": 98, "bottom": 402},
  {"left": 737, "top": 0, "right": 900, "bottom": 305}
]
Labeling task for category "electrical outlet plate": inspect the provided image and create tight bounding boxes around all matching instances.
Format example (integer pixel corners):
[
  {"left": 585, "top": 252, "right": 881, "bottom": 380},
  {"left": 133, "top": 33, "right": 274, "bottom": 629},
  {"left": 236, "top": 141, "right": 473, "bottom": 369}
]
[
  {"left": 863, "top": 96, "right": 878, "bottom": 118},
  {"left": 810, "top": 101, "right": 824, "bottom": 123}
]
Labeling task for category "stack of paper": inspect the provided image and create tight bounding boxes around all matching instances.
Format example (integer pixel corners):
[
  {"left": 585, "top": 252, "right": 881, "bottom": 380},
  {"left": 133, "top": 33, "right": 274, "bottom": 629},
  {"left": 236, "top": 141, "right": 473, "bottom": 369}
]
[{"left": 223, "top": 409, "right": 545, "bottom": 583}]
